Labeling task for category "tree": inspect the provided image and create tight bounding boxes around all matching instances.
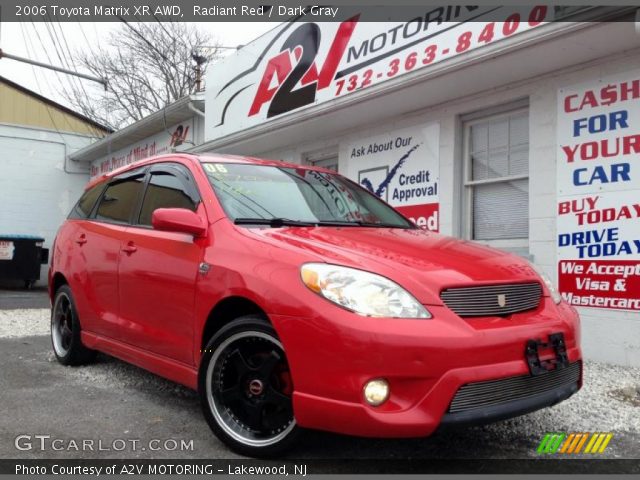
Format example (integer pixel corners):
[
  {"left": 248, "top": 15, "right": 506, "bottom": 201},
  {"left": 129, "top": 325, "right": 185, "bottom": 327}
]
[{"left": 65, "top": 22, "right": 220, "bottom": 130}]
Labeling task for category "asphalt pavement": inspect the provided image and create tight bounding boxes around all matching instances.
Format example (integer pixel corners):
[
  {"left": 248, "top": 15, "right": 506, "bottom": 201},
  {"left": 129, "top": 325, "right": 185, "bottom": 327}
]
[
  {"left": 0, "top": 286, "right": 49, "bottom": 310},
  {"left": 1, "top": 334, "right": 638, "bottom": 464},
  {"left": 0, "top": 294, "right": 638, "bottom": 472}
]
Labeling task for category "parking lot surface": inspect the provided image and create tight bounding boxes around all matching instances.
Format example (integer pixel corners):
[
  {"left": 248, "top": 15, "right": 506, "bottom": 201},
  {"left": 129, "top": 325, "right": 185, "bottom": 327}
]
[
  {"left": 0, "top": 286, "right": 49, "bottom": 310},
  {"left": 0, "top": 306, "right": 639, "bottom": 465}
]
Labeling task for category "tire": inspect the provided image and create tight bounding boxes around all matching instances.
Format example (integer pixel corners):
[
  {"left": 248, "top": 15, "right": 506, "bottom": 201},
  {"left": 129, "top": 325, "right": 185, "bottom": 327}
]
[
  {"left": 51, "top": 285, "right": 96, "bottom": 366},
  {"left": 198, "top": 315, "right": 301, "bottom": 457}
]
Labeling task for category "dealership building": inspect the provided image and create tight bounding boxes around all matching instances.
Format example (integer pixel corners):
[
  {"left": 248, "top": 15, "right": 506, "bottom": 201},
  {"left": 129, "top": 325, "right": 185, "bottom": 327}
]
[
  {"left": 193, "top": 6, "right": 640, "bottom": 366},
  {"left": 26, "top": 6, "right": 640, "bottom": 366}
]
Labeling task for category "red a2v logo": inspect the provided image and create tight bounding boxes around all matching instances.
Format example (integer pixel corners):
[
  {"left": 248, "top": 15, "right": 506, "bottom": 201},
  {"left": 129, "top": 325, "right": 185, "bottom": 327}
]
[{"left": 248, "top": 17, "right": 359, "bottom": 119}]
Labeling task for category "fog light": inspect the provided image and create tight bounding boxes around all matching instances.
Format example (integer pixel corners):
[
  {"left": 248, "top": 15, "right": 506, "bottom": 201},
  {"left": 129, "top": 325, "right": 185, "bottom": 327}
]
[{"left": 363, "top": 379, "right": 389, "bottom": 406}]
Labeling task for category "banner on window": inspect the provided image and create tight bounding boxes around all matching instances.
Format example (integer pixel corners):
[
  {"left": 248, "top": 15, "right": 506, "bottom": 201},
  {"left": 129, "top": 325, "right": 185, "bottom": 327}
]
[
  {"left": 344, "top": 124, "right": 440, "bottom": 231},
  {"left": 90, "top": 120, "right": 194, "bottom": 178},
  {"left": 556, "top": 70, "right": 640, "bottom": 312}
]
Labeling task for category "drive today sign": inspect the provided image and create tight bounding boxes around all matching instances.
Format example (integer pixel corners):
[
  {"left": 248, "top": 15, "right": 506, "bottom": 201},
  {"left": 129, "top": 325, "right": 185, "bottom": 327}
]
[
  {"left": 205, "top": 5, "right": 548, "bottom": 140},
  {"left": 344, "top": 124, "right": 440, "bottom": 231},
  {"left": 556, "top": 70, "right": 640, "bottom": 312}
]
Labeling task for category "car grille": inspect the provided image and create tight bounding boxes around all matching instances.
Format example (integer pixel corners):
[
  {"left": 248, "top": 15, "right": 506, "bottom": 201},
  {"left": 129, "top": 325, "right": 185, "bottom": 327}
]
[
  {"left": 448, "top": 361, "right": 581, "bottom": 413},
  {"left": 440, "top": 282, "right": 542, "bottom": 317}
]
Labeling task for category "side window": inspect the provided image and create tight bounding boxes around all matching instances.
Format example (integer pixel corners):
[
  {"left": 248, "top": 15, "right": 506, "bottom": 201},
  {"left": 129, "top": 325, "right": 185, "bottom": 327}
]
[
  {"left": 95, "top": 176, "right": 144, "bottom": 223},
  {"left": 138, "top": 172, "right": 198, "bottom": 226},
  {"left": 69, "top": 183, "right": 104, "bottom": 219}
]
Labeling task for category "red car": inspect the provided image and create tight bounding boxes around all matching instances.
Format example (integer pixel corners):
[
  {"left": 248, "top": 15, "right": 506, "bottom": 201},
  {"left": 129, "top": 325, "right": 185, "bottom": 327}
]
[{"left": 49, "top": 154, "right": 582, "bottom": 456}]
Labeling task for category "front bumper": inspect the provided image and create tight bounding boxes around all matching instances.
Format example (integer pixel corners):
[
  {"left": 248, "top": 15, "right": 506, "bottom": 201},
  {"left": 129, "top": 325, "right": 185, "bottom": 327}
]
[
  {"left": 440, "top": 363, "right": 580, "bottom": 428},
  {"left": 271, "top": 297, "right": 582, "bottom": 438}
]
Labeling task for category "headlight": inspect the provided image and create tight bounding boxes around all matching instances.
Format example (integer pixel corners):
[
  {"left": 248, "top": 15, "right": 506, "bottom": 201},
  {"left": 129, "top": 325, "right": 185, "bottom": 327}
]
[
  {"left": 530, "top": 262, "right": 563, "bottom": 304},
  {"left": 300, "top": 263, "right": 431, "bottom": 318}
]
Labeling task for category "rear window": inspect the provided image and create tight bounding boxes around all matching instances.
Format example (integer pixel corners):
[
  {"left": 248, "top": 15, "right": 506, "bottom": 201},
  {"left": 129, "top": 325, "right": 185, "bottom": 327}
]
[
  {"left": 69, "top": 183, "right": 105, "bottom": 219},
  {"left": 95, "top": 177, "right": 144, "bottom": 223}
]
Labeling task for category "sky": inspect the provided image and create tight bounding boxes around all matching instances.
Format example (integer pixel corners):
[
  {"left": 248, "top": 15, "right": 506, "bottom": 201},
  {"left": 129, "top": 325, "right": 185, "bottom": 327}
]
[{"left": 0, "top": 21, "right": 274, "bottom": 112}]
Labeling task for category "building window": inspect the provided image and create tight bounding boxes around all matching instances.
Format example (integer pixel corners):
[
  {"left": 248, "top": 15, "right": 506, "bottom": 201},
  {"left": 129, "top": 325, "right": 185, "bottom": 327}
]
[
  {"left": 305, "top": 150, "right": 339, "bottom": 172},
  {"left": 310, "top": 157, "right": 338, "bottom": 172},
  {"left": 463, "top": 107, "right": 529, "bottom": 252}
]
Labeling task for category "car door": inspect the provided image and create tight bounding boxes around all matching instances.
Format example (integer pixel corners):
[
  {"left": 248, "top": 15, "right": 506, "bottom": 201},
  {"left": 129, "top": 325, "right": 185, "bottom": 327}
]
[
  {"left": 75, "top": 170, "right": 146, "bottom": 338},
  {"left": 117, "top": 163, "right": 204, "bottom": 364}
]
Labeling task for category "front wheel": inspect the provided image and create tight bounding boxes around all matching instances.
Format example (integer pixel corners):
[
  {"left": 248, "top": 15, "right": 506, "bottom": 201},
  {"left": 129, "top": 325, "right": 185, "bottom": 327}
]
[{"left": 198, "top": 316, "right": 300, "bottom": 457}]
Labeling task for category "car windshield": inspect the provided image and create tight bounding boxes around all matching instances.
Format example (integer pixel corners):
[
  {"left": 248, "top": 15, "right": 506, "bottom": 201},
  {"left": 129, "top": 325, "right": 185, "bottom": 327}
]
[{"left": 203, "top": 162, "right": 415, "bottom": 228}]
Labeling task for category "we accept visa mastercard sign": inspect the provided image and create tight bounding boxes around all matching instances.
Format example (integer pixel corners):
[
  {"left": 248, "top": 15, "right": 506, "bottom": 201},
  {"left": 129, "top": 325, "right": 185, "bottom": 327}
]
[{"left": 556, "top": 70, "right": 640, "bottom": 312}]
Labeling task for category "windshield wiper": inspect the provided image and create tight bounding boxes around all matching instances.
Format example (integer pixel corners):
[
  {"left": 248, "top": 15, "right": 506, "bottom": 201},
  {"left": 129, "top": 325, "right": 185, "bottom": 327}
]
[
  {"left": 315, "top": 220, "right": 416, "bottom": 229},
  {"left": 234, "top": 218, "right": 317, "bottom": 227},
  {"left": 234, "top": 218, "right": 416, "bottom": 229}
]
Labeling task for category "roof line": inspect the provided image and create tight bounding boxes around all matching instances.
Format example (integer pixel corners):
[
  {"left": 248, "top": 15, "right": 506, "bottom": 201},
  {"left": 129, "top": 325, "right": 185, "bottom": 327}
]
[
  {"left": 0, "top": 74, "right": 113, "bottom": 133},
  {"left": 68, "top": 94, "right": 205, "bottom": 163}
]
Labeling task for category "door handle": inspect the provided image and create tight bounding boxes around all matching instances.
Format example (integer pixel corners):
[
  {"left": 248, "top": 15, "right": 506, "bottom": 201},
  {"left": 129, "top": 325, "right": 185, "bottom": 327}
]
[
  {"left": 122, "top": 242, "right": 137, "bottom": 254},
  {"left": 75, "top": 234, "right": 87, "bottom": 245}
]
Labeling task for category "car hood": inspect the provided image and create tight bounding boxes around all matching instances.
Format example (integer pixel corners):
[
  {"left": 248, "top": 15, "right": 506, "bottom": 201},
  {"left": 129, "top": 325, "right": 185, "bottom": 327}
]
[{"left": 248, "top": 226, "right": 541, "bottom": 305}]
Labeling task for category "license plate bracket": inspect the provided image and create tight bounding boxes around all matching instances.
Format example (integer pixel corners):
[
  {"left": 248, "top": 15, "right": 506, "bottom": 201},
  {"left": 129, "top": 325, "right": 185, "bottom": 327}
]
[{"left": 525, "top": 332, "right": 569, "bottom": 376}]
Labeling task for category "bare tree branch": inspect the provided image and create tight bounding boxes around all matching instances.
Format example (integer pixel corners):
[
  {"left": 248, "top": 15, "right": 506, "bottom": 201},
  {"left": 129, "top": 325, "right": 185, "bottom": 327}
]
[{"left": 63, "top": 22, "right": 221, "bottom": 130}]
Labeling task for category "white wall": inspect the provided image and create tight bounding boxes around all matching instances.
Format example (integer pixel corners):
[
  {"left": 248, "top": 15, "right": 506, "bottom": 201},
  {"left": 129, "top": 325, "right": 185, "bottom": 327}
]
[
  {"left": 0, "top": 124, "right": 93, "bottom": 284},
  {"left": 251, "top": 49, "right": 640, "bottom": 366}
]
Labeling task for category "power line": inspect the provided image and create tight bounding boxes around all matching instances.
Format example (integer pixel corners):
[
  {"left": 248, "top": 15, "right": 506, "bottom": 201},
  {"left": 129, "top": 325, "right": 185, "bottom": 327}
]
[
  {"left": 48, "top": 13, "right": 84, "bottom": 92},
  {"left": 41, "top": 17, "right": 81, "bottom": 93},
  {"left": 28, "top": 20, "right": 72, "bottom": 97},
  {"left": 11, "top": 23, "right": 107, "bottom": 138},
  {"left": 28, "top": 18, "right": 101, "bottom": 139},
  {"left": 21, "top": 23, "right": 77, "bottom": 136},
  {"left": 18, "top": 23, "right": 94, "bottom": 175},
  {"left": 48, "top": 13, "right": 105, "bottom": 138},
  {"left": 117, "top": 17, "right": 171, "bottom": 64},
  {"left": 25, "top": 20, "right": 105, "bottom": 138},
  {"left": 77, "top": 21, "right": 92, "bottom": 47}
]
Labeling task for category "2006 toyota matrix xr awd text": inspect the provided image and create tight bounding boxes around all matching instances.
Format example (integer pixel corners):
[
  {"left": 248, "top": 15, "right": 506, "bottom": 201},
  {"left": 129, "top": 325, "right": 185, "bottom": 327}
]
[{"left": 49, "top": 153, "right": 582, "bottom": 456}]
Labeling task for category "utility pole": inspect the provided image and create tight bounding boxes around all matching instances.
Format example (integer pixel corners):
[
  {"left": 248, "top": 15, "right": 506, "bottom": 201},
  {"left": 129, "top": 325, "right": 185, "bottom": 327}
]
[
  {"left": 0, "top": 49, "right": 108, "bottom": 89},
  {"left": 191, "top": 45, "right": 241, "bottom": 93},
  {"left": 191, "top": 51, "right": 207, "bottom": 93}
]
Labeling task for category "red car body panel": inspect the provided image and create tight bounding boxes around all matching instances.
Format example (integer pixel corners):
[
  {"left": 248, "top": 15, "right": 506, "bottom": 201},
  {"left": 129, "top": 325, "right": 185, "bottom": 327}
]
[{"left": 50, "top": 153, "right": 582, "bottom": 437}]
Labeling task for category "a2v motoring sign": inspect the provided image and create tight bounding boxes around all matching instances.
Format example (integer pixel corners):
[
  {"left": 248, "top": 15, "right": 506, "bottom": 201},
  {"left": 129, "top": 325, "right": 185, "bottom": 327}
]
[
  {"left": 557, "top": 70, "right": 640, "bottom": 312},
  {"left": 205, "top": 5, "right": 549, "bottom": 139}
]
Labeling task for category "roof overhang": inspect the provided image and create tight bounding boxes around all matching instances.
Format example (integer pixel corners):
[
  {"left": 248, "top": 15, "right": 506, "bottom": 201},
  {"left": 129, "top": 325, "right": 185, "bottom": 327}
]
[{"left": 69, "top": 95, "right": 204, "bottom": 163}]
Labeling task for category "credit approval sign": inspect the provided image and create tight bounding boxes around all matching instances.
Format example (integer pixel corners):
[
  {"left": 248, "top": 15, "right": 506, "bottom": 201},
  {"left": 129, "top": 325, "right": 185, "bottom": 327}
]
[
  {"left": 205, "top": 5, "right": 548, "bottom": 140},
  {"left": 344, "top": 124, "right": 440, "bottom": 231},
  {"left": 556, "top": 70, "right": 640, "bottom": 312}
]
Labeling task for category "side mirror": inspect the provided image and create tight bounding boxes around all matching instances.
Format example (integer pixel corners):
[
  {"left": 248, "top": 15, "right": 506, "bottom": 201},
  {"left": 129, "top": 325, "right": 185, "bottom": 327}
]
[{"left": 151, "top": 208, "right": 207, "bottom": 237}]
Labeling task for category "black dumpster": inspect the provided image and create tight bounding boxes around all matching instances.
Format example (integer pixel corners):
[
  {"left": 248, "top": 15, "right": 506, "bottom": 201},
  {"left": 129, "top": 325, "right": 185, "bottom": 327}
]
[{"left": 0, "top": 235, "right": 49, "bottom": 288}]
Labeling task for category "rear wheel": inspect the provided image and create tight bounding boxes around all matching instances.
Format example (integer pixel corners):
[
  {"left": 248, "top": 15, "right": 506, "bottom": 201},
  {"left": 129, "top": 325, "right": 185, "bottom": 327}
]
[
  {"left": 51, "top": 285, "right": 96, "bottom": 365},
  {"left": 198, "top": 316, "right": 300, "bottom": 457}
]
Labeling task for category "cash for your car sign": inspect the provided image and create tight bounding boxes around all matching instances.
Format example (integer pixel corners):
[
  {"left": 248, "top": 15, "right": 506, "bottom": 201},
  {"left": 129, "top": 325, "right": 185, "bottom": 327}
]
[
  {"left": 556, "top": 70, "right": 640, "bottom": 312},
  {"left": 345, "top": 124, "right": 439, "bottom": 231}
]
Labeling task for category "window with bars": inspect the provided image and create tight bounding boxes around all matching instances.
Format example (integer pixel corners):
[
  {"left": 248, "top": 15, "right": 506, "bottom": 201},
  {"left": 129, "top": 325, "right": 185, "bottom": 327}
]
[{"left": 463, "top": 108, "right": 529, "bottom": 250}]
